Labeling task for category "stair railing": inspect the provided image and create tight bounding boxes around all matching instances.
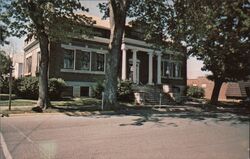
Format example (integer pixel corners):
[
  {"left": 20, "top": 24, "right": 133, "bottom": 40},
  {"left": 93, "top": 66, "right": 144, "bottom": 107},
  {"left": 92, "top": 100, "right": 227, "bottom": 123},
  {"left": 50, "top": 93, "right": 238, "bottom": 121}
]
[{"left": 159, "top": 93, "right": 162, "bottom": 105}]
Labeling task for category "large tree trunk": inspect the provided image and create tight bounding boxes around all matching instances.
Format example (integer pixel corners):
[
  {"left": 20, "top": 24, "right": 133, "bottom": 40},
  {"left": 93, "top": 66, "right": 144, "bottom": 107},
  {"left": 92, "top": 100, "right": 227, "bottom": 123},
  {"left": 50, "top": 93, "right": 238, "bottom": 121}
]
[
  {"left": 36, "top": 33, "right": 50, "bottom": 109},
  {"left": 103, "top": 0, "right": 128, "bottom": 110},
  {"left": 210, "top": 79, "right": 223, "bottom": 105}
]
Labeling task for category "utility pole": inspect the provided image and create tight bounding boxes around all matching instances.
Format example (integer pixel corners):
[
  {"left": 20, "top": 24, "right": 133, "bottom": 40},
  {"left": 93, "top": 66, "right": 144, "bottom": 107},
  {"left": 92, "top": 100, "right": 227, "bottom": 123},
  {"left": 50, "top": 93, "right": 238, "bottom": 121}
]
[{"left": 8, "top": 62, "right": 13, "bottom": 111}]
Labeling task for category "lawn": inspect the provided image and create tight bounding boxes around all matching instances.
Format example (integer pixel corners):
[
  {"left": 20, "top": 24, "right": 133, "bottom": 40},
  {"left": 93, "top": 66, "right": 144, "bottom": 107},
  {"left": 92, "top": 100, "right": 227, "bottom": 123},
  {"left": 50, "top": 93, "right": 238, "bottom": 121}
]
[
  {"left": 0, "top": 99, "right": 37, "bottom": 107},
  {"left": 0, "top": 97, "right": 101, "bottom": 107},
  {"left": 0, "top": 98, "right": 101, "bottom": 114},
  {"left": 0, "top": 95, "right": 102, "bottom": 114},
  {"left": 51, "top": 97, "right": 101, "bottom": 107}
]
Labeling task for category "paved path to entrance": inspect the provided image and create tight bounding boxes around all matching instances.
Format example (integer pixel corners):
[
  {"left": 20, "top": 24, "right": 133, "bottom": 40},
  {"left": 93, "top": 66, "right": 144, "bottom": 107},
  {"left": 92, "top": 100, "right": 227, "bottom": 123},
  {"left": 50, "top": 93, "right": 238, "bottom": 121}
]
[{"left": 0, "top": 112, "right": 249, "bottom": 159}]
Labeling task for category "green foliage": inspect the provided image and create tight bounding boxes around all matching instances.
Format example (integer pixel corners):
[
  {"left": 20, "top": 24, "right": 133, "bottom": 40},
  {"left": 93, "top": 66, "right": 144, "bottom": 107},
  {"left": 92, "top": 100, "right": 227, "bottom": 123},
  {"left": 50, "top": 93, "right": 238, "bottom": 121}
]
[
  {"left": 92, "top": 80, "right": 134, "bottom": 102},
  {"left": 0, "top": 51, "right": 12, "bottom": 79},
  {"left": 92, "top": 81, "right": 105, "bottom": 99},
  {"left": 1, "top": 0, "right": 95, "bottom": 41},
  {"left": 187, "top": 86, "right": 205, "bottom": 99},
  {"left": 168, "top": 0, "right": 250, "bottom": 82},
  {"left": 13, "top": 77, "right": 39, "bottom": 99},
  {"left": 99, "top": 0, "right": 171, "bottom": 49},
  {"left": 0, "top": 78, "right": 9, "bottom": 93},
  {"left": 49, "top": 78, "right": 66, "bottom": 100},
  {"left": 1, "top": 0, "right": 95, "bottom": 107},
  {"left": 117, "top": 80, "right": 134, "bottom": 102},
  {"left": 13, "top": 77, "right": 66, "bottom": 100}
]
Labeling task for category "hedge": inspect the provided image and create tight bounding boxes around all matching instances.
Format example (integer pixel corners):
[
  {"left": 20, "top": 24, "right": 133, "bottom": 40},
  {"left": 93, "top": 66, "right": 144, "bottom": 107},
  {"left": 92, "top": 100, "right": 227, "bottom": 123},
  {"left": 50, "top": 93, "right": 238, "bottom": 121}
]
[
  {"left": 187, "top": 86, "right": 205, "bottom": 98},
  {"left": 13, "top": 77, "right": 66, "bottom": 100}
]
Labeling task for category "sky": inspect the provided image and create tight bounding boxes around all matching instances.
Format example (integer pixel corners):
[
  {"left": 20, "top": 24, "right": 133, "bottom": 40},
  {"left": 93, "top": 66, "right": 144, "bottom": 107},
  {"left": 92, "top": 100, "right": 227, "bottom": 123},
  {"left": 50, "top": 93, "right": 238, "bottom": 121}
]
[{"left": 0, "top": 0, "right": 210, "bottom": 79}]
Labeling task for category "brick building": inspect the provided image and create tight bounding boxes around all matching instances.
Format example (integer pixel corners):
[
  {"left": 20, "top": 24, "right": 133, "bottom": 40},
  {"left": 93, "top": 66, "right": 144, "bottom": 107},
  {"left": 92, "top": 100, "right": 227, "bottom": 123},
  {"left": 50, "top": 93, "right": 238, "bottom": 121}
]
[
  {"left": 188, "top": 76, "right": 250, "bottom": 101},
  {"left": 23, "top": 16, "right": 187, "bottom": 103}
]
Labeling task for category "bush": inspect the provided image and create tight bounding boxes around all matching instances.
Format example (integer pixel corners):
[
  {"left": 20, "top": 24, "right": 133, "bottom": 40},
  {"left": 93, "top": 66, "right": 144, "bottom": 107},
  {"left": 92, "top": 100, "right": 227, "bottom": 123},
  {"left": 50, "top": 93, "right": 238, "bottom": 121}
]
[
  {"left": 92, "top": 80, "right": 134, "bottom": 102},
  {"left": 0, "top": 78, "right": 10, "bottom": 93},
  {"left": 13, "top": 77, "right": 66, "bottom": 100},
  {"left": 187, "top": 86, "right": 205, "bottom": 98},
  {"left": 14, "top": 77, "right": 39, "bottom": 99},
  {"left": 117, "top": 80, "right": 134, "bottom": 102},
  {"left": 92, "top": 81, "right": 104, "bottom": 99},
  {"left": 49, "top": 78, "right": 66, "bottom": 100}
]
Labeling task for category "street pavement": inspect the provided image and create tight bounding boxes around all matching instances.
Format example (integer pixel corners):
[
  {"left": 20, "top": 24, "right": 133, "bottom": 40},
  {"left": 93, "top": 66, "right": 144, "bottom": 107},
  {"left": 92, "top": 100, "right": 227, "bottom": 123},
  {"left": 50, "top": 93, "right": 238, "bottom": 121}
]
[{"left": 0, "top": 112, "right": 249, "bottom": 159}]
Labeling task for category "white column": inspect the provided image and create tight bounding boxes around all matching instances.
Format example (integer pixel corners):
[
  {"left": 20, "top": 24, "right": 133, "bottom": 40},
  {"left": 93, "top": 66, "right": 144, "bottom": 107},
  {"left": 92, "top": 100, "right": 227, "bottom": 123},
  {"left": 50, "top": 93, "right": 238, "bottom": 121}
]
[
  {"left": 132, "top": 50, "right": 137, "bottom": 83},
  {"left": 148, "top": 52, "right": 153, "bottom": 85},
  {"left": 157, "top": 53, "right": 162, "bottom": 84},
  {"left": 121, "top": 43, "right": 127, "bottom": 80}
]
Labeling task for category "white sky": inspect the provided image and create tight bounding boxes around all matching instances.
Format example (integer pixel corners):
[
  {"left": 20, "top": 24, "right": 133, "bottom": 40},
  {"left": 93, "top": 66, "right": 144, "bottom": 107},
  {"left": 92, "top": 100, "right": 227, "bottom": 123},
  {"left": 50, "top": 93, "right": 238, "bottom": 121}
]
[{"left": 0, "top": 0, "right": 209, "bottom": 79}]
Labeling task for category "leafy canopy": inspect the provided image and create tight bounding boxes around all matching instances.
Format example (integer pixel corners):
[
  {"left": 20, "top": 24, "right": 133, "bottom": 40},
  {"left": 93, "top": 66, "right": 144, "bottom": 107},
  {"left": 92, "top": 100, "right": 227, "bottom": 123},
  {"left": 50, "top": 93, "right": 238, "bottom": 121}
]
[
  {"left": 168, "top": 0, "right": 250, "bottom": 81},
  {"left": 99, "top": 0, "right": 175, "bottom": 49},
  {"left": 0, "top": 50, "right": 12, "bottom": 79},
  {"left": 1, "top": 0, "right": 95, "bottom": 41}
]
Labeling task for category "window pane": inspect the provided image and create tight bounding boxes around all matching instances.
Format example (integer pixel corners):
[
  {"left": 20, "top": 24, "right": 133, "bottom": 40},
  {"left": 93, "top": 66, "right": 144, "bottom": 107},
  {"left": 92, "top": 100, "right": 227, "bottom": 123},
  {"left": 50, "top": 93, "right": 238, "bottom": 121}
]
[
  {"left": 177, "top": 64, "right": 182, "bottom": 77},
  {"left": 170, "top": 63, "right": 174, "bottom": 77},
  {"left": 173, "top": 63, "right": 182, "bottom": 77},
  {"left": 91, "top": 52, "right": 105, "bottom": 72},
  {"left": 75, "top": 50, "right": 90, "bottom": 70},
  {"left": 173, "top": 63, "right": 176, "bottom": 77},
  {"left": 164, "top": 61, "right": 169, "bottom": 77},
  {"left": 161, "top": 61, "right": 172, "bottom": 77},
  {"left": 97, "top": 54, "right": 104, "bottom": 71},
  {"left": 80, "top": 87, "right": 89, "bottom": 97},
  {"left": 26, "top": 56, "right": 32, "bottom": 73},
  {"left": 161, "top": 61, "right": 164, "bottom": 76},
  {"left": 63, "top": 49, "right": 74, "bottom": 69}
]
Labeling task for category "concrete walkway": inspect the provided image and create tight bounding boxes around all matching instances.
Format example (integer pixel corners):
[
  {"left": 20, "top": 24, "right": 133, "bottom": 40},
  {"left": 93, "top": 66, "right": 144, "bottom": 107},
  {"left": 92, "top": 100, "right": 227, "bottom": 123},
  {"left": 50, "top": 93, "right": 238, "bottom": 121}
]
[{"left": 0, "top": 112, "right": 249, "bottom": 159}]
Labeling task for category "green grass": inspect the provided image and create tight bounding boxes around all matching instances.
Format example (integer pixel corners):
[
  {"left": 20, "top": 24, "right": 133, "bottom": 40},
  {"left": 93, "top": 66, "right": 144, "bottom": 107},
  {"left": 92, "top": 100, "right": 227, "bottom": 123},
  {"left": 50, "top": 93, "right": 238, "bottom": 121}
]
[
  {"left": 0, "top": 99, "right": 37, "bottom": 106},
  {"left": 0, "top": 97, "right": 102, "bottom": 114},
  {"left": 0, "top": 97, "right": 101, "bottom": 107},
  {"left": 51, "top": 98, "right": 101, "bottom": 107}
]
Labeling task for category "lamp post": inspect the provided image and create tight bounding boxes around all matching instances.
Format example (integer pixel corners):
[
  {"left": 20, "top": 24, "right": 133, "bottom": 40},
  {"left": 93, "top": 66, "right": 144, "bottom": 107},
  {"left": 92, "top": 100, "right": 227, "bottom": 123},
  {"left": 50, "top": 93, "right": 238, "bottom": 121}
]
[{"left": 8, "top": 63, "right": 13, "bottom": 111}]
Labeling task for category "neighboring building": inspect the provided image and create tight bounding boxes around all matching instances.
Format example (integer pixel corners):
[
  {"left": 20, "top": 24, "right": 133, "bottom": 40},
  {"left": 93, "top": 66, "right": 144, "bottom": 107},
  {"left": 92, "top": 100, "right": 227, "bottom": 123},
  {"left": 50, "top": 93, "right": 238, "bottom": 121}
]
[
  {"left": 187, "top": 76, "right": 250, "bottom": 101},
  {"left": 23, "top": 16, "right": 187, "bottom": 101},
  {"left": 10, "top": 53, "right": 24, "bottom": 79}
]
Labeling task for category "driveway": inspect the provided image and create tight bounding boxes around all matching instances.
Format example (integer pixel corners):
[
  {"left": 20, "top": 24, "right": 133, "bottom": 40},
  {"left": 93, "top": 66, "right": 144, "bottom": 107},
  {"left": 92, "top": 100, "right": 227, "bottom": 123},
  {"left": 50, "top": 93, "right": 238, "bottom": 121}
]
[{"left": 0, "top": 111, "right": 249, "bottom": 159}]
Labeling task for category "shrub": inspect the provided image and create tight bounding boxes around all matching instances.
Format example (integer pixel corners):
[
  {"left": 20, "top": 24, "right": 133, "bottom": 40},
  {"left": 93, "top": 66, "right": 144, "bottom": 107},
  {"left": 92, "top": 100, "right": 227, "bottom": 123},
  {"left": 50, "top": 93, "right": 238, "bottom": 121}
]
[
  {"left": 92, "top": 81, "right": 104, "bottom": 99},
  {"left": 187, "top": 86, "right": 205, "bottom": 98},
  {"left": 0, "top": 78, "right": 10, "bottom": 93},
  {"left": 14, "top": 77, "right": 66, "bottom": 100},
  {"left": 117, "top": 80, "right": 134, "bottom": 102},
  {"left": 49, "top": 78, "right": 66, "bottom": 100},
  {"left": 14, "top": 77, "right": 39, "bottom": 99},
  {"left": 92, "top": 80, "right": 134, "bottom": 102}
]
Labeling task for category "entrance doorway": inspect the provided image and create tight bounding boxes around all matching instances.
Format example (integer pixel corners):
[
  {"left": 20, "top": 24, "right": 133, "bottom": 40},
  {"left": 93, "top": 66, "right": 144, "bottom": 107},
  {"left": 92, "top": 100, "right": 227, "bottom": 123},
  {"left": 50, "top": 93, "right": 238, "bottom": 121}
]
[{"left": 129, "top": 59, "right": 140, "bottom": 84}]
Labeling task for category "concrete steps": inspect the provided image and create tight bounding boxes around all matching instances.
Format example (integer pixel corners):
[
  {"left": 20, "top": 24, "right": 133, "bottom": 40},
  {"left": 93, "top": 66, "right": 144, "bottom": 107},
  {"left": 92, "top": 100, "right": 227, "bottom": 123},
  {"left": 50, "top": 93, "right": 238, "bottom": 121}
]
[{"left": 133, "top": 85, "right": 174, "bottom": 105}]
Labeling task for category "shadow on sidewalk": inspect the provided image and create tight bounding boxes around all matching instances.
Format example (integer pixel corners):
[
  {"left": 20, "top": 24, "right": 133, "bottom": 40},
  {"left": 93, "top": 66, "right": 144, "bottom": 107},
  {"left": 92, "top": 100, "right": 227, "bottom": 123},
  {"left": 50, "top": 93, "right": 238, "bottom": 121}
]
[{"left": 51, "top": 104, "right": 250, "bottom": 127}]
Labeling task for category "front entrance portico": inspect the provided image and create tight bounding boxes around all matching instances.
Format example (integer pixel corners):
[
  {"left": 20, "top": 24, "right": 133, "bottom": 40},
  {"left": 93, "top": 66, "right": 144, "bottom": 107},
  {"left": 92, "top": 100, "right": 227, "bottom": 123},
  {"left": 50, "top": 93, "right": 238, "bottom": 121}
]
[{"left": 121, "top": 43, "right": 162, "bottom": 85}]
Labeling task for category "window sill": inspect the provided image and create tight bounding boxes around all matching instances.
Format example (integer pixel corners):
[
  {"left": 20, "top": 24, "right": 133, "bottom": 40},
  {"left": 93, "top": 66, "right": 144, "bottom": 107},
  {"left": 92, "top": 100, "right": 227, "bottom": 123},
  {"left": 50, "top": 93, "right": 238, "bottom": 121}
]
[{"left": 61, "top": 69, "right": 105, "bottom": 75}]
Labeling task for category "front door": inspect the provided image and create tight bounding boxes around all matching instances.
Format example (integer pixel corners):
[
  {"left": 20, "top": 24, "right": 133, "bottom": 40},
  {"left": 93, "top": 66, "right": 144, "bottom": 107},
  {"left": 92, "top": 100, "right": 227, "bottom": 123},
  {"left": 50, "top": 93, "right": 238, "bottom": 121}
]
[{"left": 129, "top": 59, "right": 140, "bottom": 84}]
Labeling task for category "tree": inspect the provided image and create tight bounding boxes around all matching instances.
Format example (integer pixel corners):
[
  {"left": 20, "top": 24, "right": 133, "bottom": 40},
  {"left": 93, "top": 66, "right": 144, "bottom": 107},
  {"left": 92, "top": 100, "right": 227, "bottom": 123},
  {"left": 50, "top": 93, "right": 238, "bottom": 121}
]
[
  {"left": 1, "top": 0, "right": 94, "bottom": 109},
  {"left": 0, "top": 0, "right": 9, "bottom": 45},
  {"left": 0, "top": 50, "right": 12, "bottom": 81},
  {"left": 167, "top": 0, "right": 250, "bottom": 104},
  {"left": 99, "top": 0, "right": 172, "bottom": 110},
  {"left": 100, "top": 0, "right": 131, "bottom": 110}
]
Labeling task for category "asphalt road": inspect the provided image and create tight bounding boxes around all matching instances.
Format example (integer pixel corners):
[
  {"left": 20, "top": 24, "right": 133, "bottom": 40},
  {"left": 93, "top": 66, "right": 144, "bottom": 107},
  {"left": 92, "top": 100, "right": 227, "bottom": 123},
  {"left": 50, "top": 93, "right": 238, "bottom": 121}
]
[{"left": 0, "top": 112, "right": 249, "bottom": 159}]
